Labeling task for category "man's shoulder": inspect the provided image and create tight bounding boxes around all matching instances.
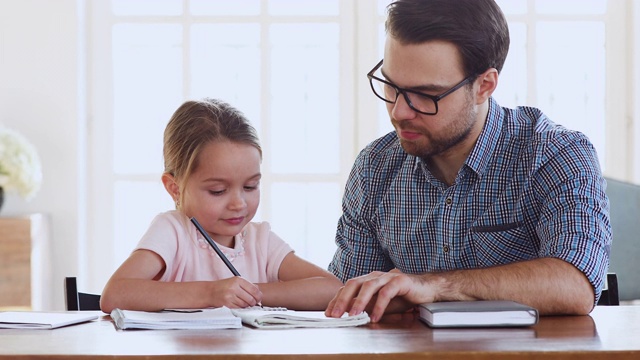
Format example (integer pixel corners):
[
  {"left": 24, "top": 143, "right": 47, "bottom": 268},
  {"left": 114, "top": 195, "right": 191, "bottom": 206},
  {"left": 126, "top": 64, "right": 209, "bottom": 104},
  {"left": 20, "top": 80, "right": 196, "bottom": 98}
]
[
  {"left": 358, "top": 131, "right": 410, "bottom": 166},
  {"left": 496, "top": 105, "right": 599, "bottom": 178},
  {"left": 503, "top": 105, "right": 592, "bottom": 151}
]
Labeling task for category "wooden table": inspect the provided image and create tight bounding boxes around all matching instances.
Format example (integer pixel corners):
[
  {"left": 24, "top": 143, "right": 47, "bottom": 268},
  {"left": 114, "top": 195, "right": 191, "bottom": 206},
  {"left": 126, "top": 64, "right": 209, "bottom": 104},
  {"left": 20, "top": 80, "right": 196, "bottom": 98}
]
[{"left": 1, "top": 306, "right": 639, "bottom": 359}]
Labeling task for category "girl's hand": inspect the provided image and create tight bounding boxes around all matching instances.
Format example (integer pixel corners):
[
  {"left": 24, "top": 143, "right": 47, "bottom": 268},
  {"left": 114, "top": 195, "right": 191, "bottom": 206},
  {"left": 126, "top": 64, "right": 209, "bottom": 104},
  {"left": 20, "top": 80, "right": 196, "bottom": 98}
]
[{"left": 206, "top": 276, "right": 263, "bottom": 308}]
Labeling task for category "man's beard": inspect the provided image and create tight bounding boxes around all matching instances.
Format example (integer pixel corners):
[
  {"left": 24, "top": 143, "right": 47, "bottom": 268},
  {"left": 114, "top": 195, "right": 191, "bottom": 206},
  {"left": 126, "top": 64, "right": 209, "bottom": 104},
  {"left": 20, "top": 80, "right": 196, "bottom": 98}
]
[{"left": 397, "top": 93, "right": 477, "bottom": 159}]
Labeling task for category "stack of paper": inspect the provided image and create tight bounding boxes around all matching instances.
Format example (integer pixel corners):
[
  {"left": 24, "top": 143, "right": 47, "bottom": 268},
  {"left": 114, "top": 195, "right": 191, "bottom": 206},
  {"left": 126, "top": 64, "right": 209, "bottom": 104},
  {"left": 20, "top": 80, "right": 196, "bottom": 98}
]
[
  {"left": 110, "top": 307, "right": 241, "bottom": 330},
  {"left": 0, "top": 311, "right": 99, "bottom": 329},
  {"left": 230, "top": 306, "right": 370, "bottom": 329}
]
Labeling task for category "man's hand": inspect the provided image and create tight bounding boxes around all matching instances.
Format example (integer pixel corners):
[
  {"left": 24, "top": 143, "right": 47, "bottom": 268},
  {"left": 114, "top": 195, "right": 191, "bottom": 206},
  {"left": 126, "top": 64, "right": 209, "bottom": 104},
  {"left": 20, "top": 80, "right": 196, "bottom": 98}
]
[
  {"left": 325, "top": 270, "right": 438, "bottom": 322},
  {"left": 325, "top": 258, "right": 596, "bottom": 320}
]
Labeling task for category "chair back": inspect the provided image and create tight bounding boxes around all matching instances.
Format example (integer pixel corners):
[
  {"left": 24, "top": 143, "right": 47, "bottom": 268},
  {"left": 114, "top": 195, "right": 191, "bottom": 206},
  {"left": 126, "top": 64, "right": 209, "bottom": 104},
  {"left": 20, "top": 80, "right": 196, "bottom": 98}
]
[
  {"left": 597, "top": 273, "right": 619, "bottom": 306},
  {"left": 605, "top": 177, "right": 640, "bottom": 301},
  {"left": 64, "top": 277, "right": 101, "bottom": 311}
]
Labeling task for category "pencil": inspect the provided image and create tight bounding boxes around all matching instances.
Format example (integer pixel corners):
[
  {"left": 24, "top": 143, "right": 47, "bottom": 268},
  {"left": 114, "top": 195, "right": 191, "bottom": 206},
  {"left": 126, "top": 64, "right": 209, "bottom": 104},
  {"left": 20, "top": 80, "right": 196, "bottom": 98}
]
[{"left": 190, "top": 217, "right": 263, "bottom": 308}]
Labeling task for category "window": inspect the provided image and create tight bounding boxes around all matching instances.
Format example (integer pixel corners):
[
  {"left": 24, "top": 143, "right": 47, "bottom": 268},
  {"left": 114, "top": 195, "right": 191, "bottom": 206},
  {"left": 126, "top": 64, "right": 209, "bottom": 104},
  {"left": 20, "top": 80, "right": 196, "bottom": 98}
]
[
  {"left": 88, "top": 0, "right": 357, "bottom": 287},
  {"left": 494, "top": 0, "right": 609, "bottom": 169},
  {"left": 86, "top": 0, "right": 630, "bottom": 290}
]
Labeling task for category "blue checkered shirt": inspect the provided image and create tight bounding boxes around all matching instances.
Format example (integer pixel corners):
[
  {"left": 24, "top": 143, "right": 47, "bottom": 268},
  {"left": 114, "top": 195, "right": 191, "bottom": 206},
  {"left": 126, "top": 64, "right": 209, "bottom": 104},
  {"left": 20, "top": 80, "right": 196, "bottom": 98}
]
[{"left": 329, "top": 97, "right": 611, "bottom": 301}]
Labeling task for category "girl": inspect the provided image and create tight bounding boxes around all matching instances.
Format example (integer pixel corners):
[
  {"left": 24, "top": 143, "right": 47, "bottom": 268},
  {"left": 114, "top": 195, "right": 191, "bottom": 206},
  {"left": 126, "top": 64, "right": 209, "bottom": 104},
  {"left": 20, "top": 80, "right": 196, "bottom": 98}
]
[{"left": 100, "top": 98, "right": 343, "bottom": 313}]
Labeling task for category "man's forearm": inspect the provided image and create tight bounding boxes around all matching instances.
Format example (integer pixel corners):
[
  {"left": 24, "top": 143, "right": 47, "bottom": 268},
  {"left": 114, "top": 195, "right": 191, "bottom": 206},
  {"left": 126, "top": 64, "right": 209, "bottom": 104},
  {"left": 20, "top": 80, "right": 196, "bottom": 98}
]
[{"left": 426, "top": 257, "right": 595, "bottom": 315}]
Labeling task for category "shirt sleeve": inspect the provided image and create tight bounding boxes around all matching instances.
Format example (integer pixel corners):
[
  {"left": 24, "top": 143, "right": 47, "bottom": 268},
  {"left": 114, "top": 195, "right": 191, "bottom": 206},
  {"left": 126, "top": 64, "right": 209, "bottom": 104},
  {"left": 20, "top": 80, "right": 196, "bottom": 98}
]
[
  {"left": 532, "top": 130, "right": 611, "bottom": 303},
  {"left": 265, "top": 227, "right": 294, "bottom": 282},
  {"left": 328, "top": 146, "right": 395, "bottom": 282},
  {"left": 134, "top": 211, "right": 185, "bottom": 280},
  {"left": 240, "top": 221, "right": 295, "bottom": 283}
]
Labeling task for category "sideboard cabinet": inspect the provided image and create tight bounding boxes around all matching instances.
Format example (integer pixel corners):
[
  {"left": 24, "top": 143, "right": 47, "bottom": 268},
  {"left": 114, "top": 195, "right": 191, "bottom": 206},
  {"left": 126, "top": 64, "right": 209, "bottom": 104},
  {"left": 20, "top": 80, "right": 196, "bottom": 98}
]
[{"left": 0, "top": 214, "right": 50, "bottom": 310}]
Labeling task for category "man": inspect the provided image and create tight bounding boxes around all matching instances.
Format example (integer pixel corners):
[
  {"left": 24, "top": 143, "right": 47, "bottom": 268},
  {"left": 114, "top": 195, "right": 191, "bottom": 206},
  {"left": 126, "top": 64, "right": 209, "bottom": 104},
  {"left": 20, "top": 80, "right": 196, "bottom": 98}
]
[{"left": 326, "top": 0, "right": 611, "bottom": 323}]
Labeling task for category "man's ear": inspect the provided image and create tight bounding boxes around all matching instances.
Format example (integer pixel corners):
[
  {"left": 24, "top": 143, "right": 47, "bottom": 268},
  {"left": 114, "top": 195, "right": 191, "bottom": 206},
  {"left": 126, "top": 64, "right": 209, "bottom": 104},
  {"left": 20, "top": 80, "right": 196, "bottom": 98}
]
[
  {"left": 161, "top": 173, "right": 180, "bottom": 203},
  {"left": 475, "top": 68, "right": 499, "bottom": 105}
]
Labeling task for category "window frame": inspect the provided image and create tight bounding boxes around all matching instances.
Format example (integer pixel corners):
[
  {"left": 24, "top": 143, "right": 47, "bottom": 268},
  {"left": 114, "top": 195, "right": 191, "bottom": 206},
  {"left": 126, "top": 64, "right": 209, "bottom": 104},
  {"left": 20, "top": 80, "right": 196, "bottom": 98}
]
[
  {"left": 86, "top": 0, "right": 360, "bottom": 290},
  {"left": 84, "top": 0, "right": 634, "bottom": 292}
]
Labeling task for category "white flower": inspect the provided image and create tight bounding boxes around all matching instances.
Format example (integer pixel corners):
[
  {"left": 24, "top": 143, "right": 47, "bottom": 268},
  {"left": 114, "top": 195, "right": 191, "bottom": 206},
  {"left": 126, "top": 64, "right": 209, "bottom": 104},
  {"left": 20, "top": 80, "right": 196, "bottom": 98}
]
[{"left": 0, "top": 127, "right": 43, "bottom": 200}]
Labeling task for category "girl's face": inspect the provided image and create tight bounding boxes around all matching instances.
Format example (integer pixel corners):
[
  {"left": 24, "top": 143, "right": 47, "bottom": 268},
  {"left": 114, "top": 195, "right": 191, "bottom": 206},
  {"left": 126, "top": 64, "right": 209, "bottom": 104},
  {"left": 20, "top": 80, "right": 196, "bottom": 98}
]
[{"left": 181, "top": 141, "right": 261, "bottom": 247}]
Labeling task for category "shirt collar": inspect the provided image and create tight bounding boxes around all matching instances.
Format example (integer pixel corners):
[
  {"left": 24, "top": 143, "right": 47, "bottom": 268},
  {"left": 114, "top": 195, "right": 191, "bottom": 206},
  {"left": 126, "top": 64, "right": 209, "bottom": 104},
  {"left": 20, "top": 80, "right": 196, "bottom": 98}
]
[
  {"left": 464, "top": 97, "right": 503, "bottom": 178},
  {"left": 411, "top": 97, "right": 504, "bottom": 178}
]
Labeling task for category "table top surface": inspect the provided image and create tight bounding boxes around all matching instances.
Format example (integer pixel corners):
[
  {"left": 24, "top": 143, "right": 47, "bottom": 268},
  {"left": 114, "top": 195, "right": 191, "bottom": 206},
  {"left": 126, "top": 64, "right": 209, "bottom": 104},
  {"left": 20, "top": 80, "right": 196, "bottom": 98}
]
[{"left": 1, "top": 305, "right": 640, "bottom": 359}]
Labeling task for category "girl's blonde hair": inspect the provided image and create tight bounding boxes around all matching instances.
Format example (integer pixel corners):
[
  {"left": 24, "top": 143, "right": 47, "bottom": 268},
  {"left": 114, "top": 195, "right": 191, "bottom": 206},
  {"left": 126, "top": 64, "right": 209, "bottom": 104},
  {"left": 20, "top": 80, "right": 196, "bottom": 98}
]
[{"left": 163, "top": 98, "right": 261, "bottom": 203}]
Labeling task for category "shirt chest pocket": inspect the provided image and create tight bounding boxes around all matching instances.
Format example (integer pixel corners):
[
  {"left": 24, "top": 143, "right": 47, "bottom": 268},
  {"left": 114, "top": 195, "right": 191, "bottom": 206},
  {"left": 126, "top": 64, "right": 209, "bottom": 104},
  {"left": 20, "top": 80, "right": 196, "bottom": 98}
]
[{"left": 469, "top": 218, "right": 537, "bottom": 267}]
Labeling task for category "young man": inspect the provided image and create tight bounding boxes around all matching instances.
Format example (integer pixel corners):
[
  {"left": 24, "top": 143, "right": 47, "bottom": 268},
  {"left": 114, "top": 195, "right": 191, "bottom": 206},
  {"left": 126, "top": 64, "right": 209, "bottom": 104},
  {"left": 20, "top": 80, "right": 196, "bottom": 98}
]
[{"left": 326, "top": 0, "right": 611, "bottom": 323}]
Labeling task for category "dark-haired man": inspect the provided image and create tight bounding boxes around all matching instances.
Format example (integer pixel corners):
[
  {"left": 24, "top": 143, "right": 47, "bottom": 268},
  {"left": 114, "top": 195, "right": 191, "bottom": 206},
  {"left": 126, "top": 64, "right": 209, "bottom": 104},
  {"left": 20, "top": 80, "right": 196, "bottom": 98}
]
[{"left": 326, "top": 0, "right": 611, "bottom": 323}]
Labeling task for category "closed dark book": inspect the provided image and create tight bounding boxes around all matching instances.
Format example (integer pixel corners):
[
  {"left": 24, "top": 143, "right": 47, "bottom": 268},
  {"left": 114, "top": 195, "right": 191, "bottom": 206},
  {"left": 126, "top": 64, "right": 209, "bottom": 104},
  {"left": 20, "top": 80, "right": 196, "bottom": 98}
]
[{"left": 418, "top": 300, "right": 539, "bottom": 328}]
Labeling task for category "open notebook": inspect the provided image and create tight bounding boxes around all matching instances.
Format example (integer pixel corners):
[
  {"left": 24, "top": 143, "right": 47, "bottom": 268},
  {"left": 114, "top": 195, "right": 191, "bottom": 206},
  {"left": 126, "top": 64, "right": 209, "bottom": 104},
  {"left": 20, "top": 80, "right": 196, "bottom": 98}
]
[
  {"left": 0, "top": 311, "right": 99, "bottom": 329},
  {"left": 230, "top": 306, "right": 370, "bottom": 329},
  {"left": 110, "top": 306, "right": 370, "bottom": 330},
  {"left": 111, "top": 307, "right": 241, "bottom": 330}
]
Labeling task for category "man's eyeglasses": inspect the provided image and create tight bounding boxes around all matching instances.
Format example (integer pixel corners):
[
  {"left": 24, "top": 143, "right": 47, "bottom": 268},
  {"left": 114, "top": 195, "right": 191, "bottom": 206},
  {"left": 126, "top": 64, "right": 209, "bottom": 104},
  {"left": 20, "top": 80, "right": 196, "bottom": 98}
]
[{"left": 367, "top": 59, "right": 477, "bottom": 116}]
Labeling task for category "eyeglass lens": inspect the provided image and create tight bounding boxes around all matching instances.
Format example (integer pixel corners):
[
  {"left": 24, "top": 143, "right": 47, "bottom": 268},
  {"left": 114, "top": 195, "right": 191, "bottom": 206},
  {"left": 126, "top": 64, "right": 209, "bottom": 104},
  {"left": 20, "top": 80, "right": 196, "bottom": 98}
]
[{"left": 370, "top": 77, "right": 438, "bottom": 114}]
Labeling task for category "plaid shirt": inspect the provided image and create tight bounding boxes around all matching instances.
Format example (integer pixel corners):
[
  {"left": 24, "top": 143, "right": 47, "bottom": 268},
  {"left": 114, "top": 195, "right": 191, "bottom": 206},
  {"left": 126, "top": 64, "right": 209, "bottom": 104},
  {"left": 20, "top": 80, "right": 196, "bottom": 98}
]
[{"left": 329, "top": 97, "right": 611, "bottom": 300}]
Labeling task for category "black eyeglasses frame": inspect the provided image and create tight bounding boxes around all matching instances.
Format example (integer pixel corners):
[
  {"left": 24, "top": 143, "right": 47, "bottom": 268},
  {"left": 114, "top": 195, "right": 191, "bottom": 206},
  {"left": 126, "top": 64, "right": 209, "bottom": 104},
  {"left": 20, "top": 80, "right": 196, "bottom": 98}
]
[{"left": 367, "top": 59, "right": 477, "bottom": 116}]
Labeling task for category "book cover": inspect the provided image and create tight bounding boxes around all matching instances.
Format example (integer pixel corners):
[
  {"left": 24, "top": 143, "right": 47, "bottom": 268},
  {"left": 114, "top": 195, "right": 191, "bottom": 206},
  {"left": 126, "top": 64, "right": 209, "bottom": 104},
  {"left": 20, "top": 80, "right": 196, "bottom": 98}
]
[
  {"left": 0, "top": 311, "right": 99, "bottom": 329},
  {"left": 230, "top": 306, "right": 371, "bottom": 329},
  {"left": 111, "top": 307, "right": 241, "bottom": 330},
  {"left": 418, "top": 300, "right": 539, "bottom": 328}
]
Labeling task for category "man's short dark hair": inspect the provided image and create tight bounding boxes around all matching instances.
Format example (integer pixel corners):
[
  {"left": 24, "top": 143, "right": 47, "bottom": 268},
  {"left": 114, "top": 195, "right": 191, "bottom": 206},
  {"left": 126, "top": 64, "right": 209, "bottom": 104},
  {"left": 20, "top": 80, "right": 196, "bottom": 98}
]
[{"left": 386, "top": 0, "right": 510, "bottom": 77}]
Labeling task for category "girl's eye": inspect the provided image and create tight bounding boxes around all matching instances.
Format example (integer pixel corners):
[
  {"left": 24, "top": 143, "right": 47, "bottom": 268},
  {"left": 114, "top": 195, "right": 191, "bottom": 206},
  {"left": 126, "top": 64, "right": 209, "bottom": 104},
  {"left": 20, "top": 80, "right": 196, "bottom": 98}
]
[
  {"left": 244, "top": 186, "right": 258, "bottom": 191},
  {"left": 209, "top": 189, "right": 225, "bottom": 196}
]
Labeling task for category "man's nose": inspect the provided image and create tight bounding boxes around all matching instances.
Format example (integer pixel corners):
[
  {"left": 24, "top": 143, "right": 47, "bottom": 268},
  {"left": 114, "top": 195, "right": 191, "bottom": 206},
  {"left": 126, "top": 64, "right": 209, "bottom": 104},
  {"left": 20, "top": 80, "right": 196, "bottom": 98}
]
[{"left": 390, "top": 92, "right": 418, "bottom": 120}]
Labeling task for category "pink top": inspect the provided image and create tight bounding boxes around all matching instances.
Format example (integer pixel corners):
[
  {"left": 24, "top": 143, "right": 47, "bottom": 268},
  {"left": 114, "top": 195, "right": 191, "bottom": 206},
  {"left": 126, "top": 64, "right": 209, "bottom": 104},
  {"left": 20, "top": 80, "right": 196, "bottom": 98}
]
[{"left": 135, "top": 211, "right": 293, "bottom": 283}]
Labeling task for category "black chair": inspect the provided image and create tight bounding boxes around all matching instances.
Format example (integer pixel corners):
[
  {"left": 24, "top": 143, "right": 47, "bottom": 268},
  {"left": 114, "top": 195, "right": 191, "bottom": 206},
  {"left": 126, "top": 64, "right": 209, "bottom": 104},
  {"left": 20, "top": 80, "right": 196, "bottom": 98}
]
[
  {"left": 65, "top": 277, "right": 102, "bottom": 311},
  {"left": 597, "top": 273, "right": 619, "bottom": 306}
]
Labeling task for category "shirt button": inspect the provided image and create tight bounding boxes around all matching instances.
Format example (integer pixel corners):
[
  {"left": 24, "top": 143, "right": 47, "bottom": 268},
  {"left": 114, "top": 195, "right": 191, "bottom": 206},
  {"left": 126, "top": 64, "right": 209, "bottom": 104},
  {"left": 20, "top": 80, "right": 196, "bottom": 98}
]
[
  {"left": 445, "top": 197, "right": 452, "bottom": 205},
  {"left": 443, "top": 245, "right": 450, "bottom": 253}
]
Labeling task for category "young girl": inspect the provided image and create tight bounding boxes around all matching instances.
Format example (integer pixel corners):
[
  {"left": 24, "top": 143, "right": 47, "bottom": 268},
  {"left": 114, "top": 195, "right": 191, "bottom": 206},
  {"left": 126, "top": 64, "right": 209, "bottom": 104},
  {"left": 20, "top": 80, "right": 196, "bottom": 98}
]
[{"left": 100, "top": 98, "right": 343, "bottom": 313}]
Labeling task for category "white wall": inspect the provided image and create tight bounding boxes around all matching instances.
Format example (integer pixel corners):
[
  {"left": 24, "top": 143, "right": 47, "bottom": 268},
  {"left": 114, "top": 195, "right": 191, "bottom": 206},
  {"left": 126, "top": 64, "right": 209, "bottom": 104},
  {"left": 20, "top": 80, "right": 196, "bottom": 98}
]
[
  {"left": 0, "top": 0, "right": 638, "bottom": 311},
  {"left": 0, "top": 0, "right": 84, "bottom": 310}
]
